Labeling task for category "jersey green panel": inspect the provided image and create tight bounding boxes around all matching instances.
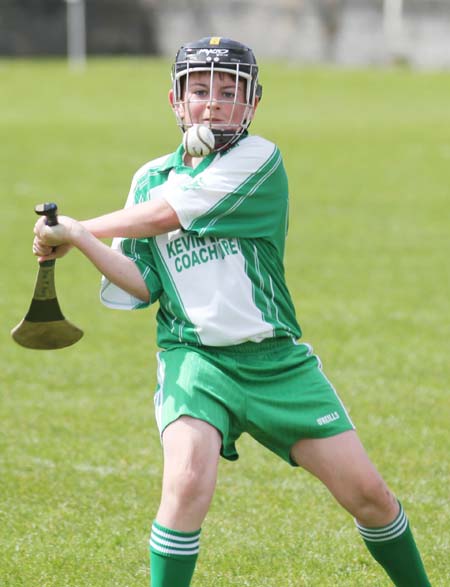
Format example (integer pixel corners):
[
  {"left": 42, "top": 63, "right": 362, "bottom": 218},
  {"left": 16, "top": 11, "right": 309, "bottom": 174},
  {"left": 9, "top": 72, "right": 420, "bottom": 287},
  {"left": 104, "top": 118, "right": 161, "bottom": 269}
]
[{"left": 238, "top": 238, "right": 301, "bottom": 340}]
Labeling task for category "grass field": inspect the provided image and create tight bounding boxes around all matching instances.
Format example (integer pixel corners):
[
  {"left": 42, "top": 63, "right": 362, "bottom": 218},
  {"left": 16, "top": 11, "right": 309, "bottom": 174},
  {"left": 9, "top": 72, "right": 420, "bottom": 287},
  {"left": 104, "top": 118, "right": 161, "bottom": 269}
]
[{"left": 1, "top": 58, "right": 449, "bottom": 586}]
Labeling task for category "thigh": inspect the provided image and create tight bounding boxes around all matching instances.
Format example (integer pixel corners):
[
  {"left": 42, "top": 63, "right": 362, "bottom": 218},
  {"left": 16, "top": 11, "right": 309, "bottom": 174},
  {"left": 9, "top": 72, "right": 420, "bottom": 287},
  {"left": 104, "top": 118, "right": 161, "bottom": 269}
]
[
  {"left": 162, "top": 415, "right": 222, "bottom": 479},
  {"left": 291, "top": 430, "right": 398, "bottom": 525}
]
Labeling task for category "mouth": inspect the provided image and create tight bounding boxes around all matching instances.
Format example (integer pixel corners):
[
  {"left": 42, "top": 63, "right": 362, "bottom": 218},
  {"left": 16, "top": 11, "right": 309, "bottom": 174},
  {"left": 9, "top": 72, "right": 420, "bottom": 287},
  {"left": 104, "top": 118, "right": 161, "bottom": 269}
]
[{"left": 202, "top": 117, "right": 226, "bottom": 125}]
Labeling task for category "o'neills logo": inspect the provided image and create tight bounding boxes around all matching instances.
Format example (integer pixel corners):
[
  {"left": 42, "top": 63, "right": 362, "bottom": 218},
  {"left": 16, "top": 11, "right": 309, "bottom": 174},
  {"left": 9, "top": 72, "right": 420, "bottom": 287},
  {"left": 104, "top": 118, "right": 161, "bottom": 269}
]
[
  {"left": 316, "top": 411, "right": 340, "bottom": 426},
  {"left": 197, "top": 48, "right": 229, "bottom": 57}
]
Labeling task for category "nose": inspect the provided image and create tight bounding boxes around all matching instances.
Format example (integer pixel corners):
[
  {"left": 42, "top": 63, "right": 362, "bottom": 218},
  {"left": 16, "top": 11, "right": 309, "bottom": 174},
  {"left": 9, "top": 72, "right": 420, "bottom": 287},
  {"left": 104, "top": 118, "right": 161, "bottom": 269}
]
[
  {"left": 206, "top": 90, "right": 221, "bottom": 109},
  {"left": 206, "top": 98, "right": 220, "bottom": 110}
]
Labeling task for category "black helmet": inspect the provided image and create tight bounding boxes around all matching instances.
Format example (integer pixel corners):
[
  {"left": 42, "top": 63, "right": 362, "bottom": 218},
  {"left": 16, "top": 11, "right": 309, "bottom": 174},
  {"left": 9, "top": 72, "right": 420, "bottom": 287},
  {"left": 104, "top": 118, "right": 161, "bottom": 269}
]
[{"left": 171, "top": 36, "right": 262, "bottom": 151}]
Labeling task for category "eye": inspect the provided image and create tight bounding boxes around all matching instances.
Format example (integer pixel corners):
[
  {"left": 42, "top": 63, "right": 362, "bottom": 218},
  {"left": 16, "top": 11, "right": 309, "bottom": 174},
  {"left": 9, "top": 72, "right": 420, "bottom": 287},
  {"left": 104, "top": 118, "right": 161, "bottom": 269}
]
[
  {"left": 222, "top": 91, "right": 236, "bottom": 100},
  {"left": 192, "top": 89, "right": 208, "bottom": 98}
]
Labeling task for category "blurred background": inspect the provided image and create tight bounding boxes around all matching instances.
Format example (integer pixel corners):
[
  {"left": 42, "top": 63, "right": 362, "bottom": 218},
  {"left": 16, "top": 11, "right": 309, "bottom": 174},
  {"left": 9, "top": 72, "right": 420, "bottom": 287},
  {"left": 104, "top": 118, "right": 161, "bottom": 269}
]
[
  {"left": 1, "top": 0, "right": 450, "bottom": 69},
  {"left": 1, "top": 3, "right": 449, "bottom": 586}
]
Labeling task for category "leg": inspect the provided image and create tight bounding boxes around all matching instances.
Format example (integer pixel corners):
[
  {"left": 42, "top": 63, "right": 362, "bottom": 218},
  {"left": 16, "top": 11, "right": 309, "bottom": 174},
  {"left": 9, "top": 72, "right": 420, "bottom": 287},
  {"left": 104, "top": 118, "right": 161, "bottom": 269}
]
[
  {"left": 150, "top": 416, "right": 222, "bottom": 587},
  {"left": 291, "top": 430, "right": 431, "bottom": 586},
  {"left": 157, "top": 415, "right": 222, "bottom": 531},
  {"left": 291, "top": 430, "right": 397, "bottom": 526}
]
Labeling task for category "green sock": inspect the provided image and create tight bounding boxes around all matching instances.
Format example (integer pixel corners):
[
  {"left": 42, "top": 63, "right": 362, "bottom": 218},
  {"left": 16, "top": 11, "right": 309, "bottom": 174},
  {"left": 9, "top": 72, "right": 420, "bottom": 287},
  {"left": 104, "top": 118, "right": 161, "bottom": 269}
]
[
  {"left": 356, "top": 502, "right": 431, "bottom": 586},
  {"left": 150, "top": 521, "right": 200, "bottom": 587}
]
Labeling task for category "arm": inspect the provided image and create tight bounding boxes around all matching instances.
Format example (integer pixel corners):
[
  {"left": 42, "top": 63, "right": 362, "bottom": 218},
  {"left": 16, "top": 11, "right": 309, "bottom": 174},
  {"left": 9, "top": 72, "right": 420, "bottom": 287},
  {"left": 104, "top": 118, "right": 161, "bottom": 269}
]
[
  {"left": 33, "top": 217, "right": 150, "bottom": 303},
  {"left": 80, "top": 198, "right": 181, "bottom": 239}
]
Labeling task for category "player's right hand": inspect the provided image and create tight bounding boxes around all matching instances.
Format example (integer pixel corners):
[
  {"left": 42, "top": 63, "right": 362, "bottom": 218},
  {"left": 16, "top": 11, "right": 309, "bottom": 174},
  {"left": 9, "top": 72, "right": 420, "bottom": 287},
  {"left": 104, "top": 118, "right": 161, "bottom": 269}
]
[
  {"left": 32, "top": 238, "right": 73, "bottom": 262},
  {"left": 33, "top": 215, "right": 82, "bottom": 261}
]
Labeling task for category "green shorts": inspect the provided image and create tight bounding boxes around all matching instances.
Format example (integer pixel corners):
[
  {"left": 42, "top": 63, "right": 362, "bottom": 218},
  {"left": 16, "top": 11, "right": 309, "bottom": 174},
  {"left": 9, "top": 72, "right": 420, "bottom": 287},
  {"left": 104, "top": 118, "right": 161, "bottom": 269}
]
[{"left": 153, "top": 338, "right": 354, "bottom": 465}]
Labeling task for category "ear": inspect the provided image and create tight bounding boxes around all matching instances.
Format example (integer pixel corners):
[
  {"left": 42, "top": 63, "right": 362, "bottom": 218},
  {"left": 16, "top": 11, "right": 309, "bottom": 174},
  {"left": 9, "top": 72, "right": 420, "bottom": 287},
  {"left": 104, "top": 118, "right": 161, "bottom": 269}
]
[
  {"left": 247, "top": 96, "right": 260, "bottom": 122},
  {"left": 168, "top": 88, "right": 175, "bottom": 108},
  {"left": 169, "top": 88, "right": 185, "bottom": 119}
]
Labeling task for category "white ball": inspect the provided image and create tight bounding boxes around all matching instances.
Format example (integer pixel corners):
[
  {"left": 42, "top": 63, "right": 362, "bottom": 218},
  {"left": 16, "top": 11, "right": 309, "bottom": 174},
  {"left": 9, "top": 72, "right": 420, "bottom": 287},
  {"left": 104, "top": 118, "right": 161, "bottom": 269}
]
[{"left": 183, "top": 124, "right": 215, "bottom": 157}]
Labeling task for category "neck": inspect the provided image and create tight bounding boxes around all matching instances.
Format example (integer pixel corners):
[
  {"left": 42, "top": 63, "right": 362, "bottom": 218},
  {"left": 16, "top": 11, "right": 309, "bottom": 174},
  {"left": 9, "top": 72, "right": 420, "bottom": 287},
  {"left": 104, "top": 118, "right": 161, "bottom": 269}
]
[{"left": 183, "top": 153, "right": 204, "bottom": 169}]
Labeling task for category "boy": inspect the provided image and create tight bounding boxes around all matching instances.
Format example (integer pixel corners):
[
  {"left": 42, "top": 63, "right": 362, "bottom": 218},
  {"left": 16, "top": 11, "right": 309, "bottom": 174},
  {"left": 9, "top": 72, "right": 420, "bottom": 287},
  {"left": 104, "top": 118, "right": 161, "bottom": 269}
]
[{"left": 33, "top": 37, "right": 431, "bottom": 586}]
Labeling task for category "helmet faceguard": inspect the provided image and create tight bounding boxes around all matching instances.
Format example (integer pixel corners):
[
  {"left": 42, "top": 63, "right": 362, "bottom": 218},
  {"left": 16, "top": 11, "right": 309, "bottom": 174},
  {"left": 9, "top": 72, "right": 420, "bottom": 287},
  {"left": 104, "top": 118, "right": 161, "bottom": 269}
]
[{"left": 171, "top": 37, "right": 262, "bottom": 151}]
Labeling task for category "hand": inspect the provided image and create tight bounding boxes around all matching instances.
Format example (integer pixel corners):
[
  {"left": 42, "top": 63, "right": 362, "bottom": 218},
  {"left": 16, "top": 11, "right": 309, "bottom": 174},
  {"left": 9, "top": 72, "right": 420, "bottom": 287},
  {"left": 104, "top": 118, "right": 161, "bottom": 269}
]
[{"left": 33, "top": 215, "right": 84, "bottom": 262}]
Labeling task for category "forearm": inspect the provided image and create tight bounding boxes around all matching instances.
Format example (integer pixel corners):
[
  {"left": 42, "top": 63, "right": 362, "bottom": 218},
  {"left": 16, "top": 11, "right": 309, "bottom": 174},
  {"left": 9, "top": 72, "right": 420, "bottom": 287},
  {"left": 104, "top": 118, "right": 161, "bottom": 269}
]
[
  {"left": 80, "top": 198, "right": 181, "bottom": 239},
  {"left": 74, "top": 230, "right": 150, "bottom": 303}
]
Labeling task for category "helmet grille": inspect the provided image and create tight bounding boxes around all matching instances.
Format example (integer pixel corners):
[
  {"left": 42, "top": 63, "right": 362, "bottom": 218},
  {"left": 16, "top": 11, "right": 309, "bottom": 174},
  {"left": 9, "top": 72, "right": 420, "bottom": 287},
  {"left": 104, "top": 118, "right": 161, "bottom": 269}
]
[{"left": 171, "top": 37, "right": 262, "bottom": 151}]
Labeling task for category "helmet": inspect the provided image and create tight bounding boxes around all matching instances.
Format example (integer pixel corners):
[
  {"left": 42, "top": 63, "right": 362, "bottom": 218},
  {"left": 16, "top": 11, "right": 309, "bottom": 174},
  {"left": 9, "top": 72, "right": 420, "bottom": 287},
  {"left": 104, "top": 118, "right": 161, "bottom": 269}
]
[{"left": 171, "top": 36, "right": 262, "bottom": 151}]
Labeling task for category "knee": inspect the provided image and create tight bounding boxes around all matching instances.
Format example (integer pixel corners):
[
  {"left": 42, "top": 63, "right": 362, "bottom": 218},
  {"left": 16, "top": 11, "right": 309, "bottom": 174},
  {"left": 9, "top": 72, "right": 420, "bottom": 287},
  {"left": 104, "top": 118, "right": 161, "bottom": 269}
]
[
  {"left": 352, "top": 474, "right": 398, "bottom": 526},
  {"left": 162, "top": 465, "right": 215, "bottom": 512},
  {"left": 169, "top": 467, "right": 206, "bottom": 499}
]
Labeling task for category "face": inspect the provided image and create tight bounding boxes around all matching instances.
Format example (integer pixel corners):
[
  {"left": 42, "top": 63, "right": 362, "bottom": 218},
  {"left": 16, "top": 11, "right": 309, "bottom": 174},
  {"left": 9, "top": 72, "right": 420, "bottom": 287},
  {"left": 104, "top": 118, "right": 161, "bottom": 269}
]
[{"left": 170, "top": 70, "right": 256, "bottom": 131}]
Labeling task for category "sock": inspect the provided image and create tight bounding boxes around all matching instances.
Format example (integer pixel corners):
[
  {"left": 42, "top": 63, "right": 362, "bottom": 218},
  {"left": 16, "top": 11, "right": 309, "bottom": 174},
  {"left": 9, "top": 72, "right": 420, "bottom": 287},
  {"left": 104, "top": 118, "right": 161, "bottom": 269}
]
[
  {"left": 149, "top": 521, "right": 200, "bottom": 587},
  {"left": 356, "top": 502, "right": 431, "bottom": 586}
]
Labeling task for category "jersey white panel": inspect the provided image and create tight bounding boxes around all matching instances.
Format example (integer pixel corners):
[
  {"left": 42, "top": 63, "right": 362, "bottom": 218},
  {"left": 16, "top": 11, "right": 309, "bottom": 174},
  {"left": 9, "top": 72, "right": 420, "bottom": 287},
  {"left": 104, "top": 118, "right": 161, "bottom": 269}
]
[{"left": 155, "top": 230, "right": 273, "bottom": 345}]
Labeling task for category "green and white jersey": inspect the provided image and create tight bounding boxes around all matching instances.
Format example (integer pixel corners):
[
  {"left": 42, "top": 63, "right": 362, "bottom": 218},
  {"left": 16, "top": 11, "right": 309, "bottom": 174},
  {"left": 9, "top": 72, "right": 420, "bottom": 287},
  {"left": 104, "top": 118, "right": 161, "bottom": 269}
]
[{"left": 101, "top": 134, "right": 301, "bottom": 347}]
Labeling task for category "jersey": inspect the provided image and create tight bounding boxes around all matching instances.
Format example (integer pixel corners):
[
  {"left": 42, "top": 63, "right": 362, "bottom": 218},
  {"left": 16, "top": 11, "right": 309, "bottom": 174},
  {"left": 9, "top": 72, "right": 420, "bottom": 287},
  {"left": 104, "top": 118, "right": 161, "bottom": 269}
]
[{"left": 100, "top": 134, "right": 302, "bottom": 348}]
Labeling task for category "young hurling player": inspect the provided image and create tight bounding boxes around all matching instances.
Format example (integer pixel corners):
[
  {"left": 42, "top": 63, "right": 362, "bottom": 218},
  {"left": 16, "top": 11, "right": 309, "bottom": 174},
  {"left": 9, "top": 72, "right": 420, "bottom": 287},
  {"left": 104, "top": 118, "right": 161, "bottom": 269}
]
[{"left": 33, "top": 37, "right": 432, "bottom": 587}]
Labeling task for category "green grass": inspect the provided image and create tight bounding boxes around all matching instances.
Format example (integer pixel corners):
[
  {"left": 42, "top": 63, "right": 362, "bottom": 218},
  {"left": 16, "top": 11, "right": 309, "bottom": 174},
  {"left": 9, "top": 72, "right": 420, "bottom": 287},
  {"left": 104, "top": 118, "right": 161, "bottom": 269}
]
[{"left": 1, "top": 58, "right": 449, "bottom": 586}]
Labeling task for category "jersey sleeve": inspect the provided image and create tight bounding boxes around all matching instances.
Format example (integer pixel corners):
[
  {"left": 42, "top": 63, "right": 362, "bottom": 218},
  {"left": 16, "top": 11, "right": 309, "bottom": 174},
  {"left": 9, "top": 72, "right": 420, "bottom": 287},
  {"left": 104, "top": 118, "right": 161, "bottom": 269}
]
[
  {"left": 100, "top": 237, "right": 163, "bottom": 310},
  {"left": 100, "top": 166, "right": 163, "bottom": 310},
  {"left": 163, "top": 136, "right": 288, "bottom": 242}
]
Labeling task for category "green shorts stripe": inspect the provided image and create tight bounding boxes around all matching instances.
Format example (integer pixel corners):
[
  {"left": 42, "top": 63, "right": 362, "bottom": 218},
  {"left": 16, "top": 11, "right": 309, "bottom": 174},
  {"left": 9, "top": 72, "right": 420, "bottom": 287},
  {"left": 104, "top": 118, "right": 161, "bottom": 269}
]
[{"left": 153, "top": 338, "right": 354, "bottom": 466}]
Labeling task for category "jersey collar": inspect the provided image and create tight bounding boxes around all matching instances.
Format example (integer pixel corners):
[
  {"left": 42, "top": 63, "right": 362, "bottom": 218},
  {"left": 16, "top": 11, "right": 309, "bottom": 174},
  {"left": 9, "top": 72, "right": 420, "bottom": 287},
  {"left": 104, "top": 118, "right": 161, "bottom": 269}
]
[
  {"left": 159, "top": 131, "right": 249, "bottom": 175},
  {"left": 159, "top": 143, "right": 216, "bottom": 176}
]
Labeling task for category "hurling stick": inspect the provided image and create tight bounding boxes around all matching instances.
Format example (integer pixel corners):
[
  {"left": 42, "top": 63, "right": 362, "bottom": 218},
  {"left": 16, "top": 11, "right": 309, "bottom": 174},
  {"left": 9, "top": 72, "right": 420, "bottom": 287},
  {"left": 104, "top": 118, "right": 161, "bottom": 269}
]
[{"left": 11, "top": 203, "right": 83, "bottom": 350}]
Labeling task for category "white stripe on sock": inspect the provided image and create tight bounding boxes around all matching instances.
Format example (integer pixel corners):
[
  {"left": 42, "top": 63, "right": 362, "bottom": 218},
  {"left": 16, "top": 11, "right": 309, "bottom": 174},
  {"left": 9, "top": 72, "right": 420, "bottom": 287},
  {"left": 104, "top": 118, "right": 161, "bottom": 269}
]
[
  {"left": 152, "top": 525, "right": 200, "bottom": 544},
  {"left": 355, "top": 506, "right": 408, "bottom": 542},
  {"left": 151, "top": 535, "right": 200, "bottom": 551},
  {"left": 150, "top": 525, "right": 201, "bottom": 556},
  {"left": 150, "top": 539, "right": 200, "bottom": 556}
]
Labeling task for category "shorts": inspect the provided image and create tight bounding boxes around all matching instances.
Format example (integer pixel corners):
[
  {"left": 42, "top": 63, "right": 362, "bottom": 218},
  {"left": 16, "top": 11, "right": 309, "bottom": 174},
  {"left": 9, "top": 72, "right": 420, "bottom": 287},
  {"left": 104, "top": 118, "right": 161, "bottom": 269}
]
[{"left": 153, "top": 337, "right": 355, "bottom": 466}]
